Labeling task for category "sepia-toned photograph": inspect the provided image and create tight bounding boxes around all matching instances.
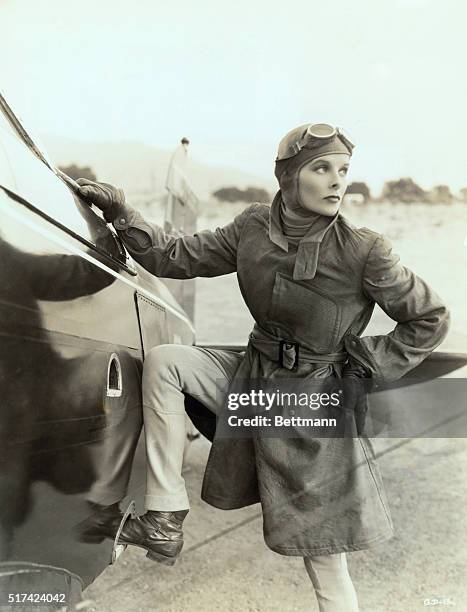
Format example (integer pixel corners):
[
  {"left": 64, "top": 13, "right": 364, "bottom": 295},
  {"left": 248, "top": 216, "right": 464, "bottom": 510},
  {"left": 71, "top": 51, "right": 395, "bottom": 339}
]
[{"left": 1, "top": 1, "right": 466, "bottom": 610}]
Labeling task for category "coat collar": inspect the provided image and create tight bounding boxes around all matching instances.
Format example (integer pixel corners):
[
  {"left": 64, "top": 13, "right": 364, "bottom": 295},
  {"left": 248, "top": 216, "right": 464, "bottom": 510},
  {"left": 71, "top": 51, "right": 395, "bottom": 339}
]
[{"left": 268, "top": 191, "right": 340, "bottom": 280}]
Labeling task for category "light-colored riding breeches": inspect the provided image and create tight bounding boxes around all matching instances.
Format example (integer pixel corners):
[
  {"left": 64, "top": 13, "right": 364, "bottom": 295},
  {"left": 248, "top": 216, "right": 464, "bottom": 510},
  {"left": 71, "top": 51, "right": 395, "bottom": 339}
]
[
  {"left": 142, "top": 343, "right": 243, "bottom": 511},
  {"left": 142, "top": 343, "right": 359, "bottom": 612}
]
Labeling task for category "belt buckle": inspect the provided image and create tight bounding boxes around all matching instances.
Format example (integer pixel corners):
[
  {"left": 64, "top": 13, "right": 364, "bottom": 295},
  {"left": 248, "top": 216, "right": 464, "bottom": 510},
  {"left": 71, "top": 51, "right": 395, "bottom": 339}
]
[{"left": 279, "top": 340, "right": 300, "bottom": 370}]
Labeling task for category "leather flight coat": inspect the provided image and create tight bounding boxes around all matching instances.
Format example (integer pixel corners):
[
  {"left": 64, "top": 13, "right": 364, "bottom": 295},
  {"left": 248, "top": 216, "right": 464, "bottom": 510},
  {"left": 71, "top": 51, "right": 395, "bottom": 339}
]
[{"left": 113, "top": 202, "right": 450, "bottom": 556}]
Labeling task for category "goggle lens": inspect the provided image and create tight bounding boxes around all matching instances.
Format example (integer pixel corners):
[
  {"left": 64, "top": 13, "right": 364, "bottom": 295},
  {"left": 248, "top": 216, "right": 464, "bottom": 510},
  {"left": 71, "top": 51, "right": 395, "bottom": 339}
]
[{"left": 306, "top": 123, "right": 336, "bottom": 139}]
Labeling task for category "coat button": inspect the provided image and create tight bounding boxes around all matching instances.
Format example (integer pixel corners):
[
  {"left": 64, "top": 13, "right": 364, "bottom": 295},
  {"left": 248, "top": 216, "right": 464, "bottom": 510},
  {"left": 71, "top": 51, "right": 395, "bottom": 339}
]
[{"left": 120, "top": 218, "right": 126, "bottom": 224}]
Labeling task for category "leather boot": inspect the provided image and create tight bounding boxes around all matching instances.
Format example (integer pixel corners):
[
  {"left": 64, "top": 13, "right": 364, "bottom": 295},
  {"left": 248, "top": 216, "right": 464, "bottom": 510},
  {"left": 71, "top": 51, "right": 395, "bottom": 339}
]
[{"left": 118, "top": 509, "right": 189, "bottom": 565}]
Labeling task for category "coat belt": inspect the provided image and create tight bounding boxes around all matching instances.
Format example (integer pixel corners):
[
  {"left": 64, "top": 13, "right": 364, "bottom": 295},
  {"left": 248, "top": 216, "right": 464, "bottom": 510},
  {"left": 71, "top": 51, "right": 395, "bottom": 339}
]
[{"left": 248, "top": 325, "right": 348, "bottom": 370}]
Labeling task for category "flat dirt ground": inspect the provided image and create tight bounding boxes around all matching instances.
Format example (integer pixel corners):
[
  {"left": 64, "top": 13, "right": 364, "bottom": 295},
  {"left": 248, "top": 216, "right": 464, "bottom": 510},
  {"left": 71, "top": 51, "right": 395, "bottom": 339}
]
[{"left": 85, "top": 202, "right": 467, "bottom": 611}]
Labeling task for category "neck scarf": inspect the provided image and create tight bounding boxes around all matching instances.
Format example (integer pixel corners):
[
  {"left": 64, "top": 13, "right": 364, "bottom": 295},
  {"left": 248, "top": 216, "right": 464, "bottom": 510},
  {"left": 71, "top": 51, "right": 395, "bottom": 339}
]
[
  {"left": 269, "top": 191, "right": 339, "bottom": 281},
  {"left": 279, "top": 198, "right": 321, "bottom": 243}
]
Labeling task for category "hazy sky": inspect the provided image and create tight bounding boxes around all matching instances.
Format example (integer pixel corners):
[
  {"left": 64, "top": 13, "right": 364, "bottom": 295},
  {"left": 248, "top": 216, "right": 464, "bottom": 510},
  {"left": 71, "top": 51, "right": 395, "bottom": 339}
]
[{"left": 2, "top": 0, "right": 466, "bottom": 193}]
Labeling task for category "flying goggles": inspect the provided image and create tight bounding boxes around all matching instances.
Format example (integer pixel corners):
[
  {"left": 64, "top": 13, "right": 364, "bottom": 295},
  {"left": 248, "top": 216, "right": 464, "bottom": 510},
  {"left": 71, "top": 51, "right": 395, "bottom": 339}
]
[{"left": 276, "top": 123, "right": 355, "bottom": 161}]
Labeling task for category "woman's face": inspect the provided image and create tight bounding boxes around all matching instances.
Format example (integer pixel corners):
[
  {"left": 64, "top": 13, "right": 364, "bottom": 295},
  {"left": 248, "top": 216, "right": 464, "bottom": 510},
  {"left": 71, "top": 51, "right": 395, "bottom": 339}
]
[{"left": 297, "top": 153, "right": 350, "bottom": 216}]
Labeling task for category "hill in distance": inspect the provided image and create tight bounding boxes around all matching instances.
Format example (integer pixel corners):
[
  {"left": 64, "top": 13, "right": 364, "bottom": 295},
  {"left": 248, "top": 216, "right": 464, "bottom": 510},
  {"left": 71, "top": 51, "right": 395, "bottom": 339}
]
[{"left": 41, "top": 135, "right": 275, "bottom": 201}]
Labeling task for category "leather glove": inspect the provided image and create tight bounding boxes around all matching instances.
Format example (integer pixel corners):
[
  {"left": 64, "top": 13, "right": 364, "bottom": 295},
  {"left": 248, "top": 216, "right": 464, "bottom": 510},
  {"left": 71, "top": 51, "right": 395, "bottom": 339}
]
[
  {"left": 76, "top": 178, "right": 126, "bottom": 223},
  {"left": 342, "top": 357, "right": 370, "bottom": 436}
]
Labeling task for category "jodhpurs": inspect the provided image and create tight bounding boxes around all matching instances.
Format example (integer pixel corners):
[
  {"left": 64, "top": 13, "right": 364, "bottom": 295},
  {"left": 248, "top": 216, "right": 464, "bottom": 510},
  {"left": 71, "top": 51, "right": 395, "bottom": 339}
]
[{"left": 142, "top": 344, "right": 359, "bottom": 611}]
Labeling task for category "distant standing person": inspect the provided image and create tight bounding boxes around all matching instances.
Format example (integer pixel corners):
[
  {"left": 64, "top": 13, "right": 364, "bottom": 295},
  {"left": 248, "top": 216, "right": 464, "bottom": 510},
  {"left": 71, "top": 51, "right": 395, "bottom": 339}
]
[{"left": 78, "top": 124, "right": 449, "bottom": 612}]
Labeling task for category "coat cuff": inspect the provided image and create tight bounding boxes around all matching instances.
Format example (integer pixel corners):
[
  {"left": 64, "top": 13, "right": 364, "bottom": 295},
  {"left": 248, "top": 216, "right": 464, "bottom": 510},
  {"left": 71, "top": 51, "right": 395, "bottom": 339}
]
[
  {"left": 344, "top": 333, "right": 383, "bottom": 389},
  {"left": 112, "top": 203, "right": 140, "bottom": 229},
  {"left": 343, "top": 355, "right": 372, "bottom": 379}
]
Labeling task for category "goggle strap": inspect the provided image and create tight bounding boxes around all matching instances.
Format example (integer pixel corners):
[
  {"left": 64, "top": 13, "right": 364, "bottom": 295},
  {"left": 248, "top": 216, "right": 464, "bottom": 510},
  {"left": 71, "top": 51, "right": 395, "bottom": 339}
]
[{"left": 291, "top": 142, "right": 302, "bottom": 155}]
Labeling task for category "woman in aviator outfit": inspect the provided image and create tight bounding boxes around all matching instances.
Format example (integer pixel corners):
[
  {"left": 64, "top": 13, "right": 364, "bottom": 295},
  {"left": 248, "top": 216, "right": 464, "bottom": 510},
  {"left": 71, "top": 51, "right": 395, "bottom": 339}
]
[{"left": 78, "top": 124, "right": 449, "bottom": 612}]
